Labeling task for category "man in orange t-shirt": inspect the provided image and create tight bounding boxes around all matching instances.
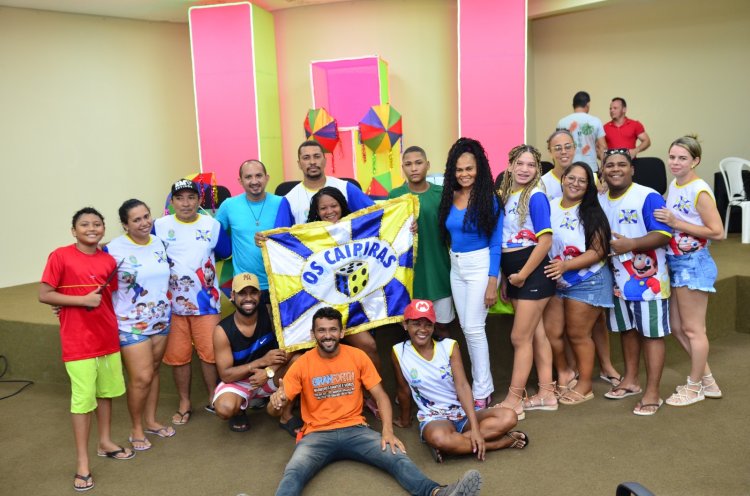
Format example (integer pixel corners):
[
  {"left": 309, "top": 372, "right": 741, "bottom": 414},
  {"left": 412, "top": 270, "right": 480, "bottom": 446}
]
[{"left": 268, "top": 307, "right": 482, "bottom": 496}]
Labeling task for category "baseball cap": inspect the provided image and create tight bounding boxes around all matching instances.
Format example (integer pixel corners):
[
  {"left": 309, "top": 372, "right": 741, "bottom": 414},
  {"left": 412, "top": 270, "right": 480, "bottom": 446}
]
[
  {"left": 171, "top": 179, "right": 199, "bottom": 195},
  {"left": 232, "top": 273, "right": 260, "bottom": 293},
  {"left": 403, "top": 299, "right": 436, "bottom": 323}
]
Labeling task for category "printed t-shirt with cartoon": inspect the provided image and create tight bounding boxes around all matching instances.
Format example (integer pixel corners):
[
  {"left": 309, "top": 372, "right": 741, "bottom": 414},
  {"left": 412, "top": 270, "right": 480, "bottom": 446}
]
[
  {"left": 104, "top": 234, "right": 171, "bottom": 336},
  {"left": 557, "top": 112, "right": 606, "bottom": 172},
  {"left": 549, "top": 200, "right": 605, "bottom": 288},
  {"left": 599, "top": 183, "right": 672, "bottom": 301},
  {"left": 153, "top": 214, "right": 231, "bottom": 316},
  {"left": 215, "top": 193, "right": 294, "bottom": 289},
  {"left": 282, "top": 344, "right": 381, "bottom": 436},
  {"left": 285, "top": 176, "right": 375, "bottom": 225},
  {"left": 501, "top": 187, "right": 553, "bottom": 249},
  {"left": 392, "top": 338, "right": 465, "bottom": 423},
  {"left": 41, "top": 245, "right": 120, "bottom": 362},
  {"left": 664, "top": 178, "right": 714, "bottom": 256},
  {"left": 388, "top": 183, "right": 451, "bottom": 301}
]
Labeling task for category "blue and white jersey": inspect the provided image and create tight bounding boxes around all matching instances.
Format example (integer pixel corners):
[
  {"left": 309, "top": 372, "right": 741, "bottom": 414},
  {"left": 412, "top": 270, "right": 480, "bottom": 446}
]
[
  {"left": 502, "top": 188, "right": 552, "bottom": 249},
  {"left": 599, "top": 183, "right": 671, "bottom": 301},
  {"left": 285, "top": 176, "right": 374, "bottom": 225},
  {"left": 153, "top": 214, "right": 229, "bottom": 316},
  {"left": 392, "top": 338, "right": 465, "bottom": 423},
  {"left": 549, "top": 201, "right": 604, "bottom": 288},
  {"left": 104, "top": 234, "right": 171, "bottom": 335}
]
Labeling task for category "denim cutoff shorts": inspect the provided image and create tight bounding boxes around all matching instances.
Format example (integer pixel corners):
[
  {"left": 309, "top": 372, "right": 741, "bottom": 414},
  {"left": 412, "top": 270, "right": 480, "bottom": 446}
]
[
  {"left": 667, "top": 249, "right": 717, "bottom": 293},
  {"left": 557, "top": 265, "right": 614, "bottom": 308}
]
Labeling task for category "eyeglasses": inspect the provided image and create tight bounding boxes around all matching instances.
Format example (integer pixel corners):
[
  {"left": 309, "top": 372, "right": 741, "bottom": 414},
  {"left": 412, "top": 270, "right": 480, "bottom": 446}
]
[
  {"left": 552, "top": 144, "right": 575, "bottom": 153},
  {"left": 604, "top": 148, "right": 630, "bottom": 157},
  {"left": 564, "top": 176, "right": 588, "bottom": 186}
]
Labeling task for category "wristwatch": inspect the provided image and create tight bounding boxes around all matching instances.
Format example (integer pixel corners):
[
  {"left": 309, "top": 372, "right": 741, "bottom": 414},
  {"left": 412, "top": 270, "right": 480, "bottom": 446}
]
[{"left": 265, "top": 367, "right": 275, "bottom": 379}]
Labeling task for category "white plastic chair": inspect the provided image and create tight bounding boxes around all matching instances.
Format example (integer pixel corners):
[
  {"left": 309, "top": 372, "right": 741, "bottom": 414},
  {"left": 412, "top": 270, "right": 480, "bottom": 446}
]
[{"left": 719, "top": 157, "right": 750, "bottom": 240}]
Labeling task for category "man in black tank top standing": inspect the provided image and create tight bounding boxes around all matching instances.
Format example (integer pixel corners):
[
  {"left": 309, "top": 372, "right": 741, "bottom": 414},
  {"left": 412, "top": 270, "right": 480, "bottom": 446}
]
[{"left": 211, "top": 273, "right": 301, "bottom": 434}]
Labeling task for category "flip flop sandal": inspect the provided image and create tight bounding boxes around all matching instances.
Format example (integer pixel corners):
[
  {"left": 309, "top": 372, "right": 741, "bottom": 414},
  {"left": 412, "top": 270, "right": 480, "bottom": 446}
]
[
  {"left": 73, "top": 473, "right": 94, "bottom": 492},
  {"left": 429, "top": 446, "right": 444, "bottom": 463},
  {"left": 279, "top": 415, "right": 303, "bottom": 438},
  {"left": 229, "top": 412, "right": 251, "bottom": 433},
  {"left": 604, "top": 386, "right": 642, "bottom": 400},
  {"left": 600, "top": 374, "right": 623, "bottom": 387},
  {"left": 128, "top": 436, "right": 152, "bottom": 451},
  {"left": 633, "top": 399, "right": 664, "bottom": 416},
  {"left": 506, "top": 430, "right": 529, "bottom": 449},
  {"left": 559, "top": 389, "right": 595, "bottom": 405},
  {"left": 145, "top": 426, "right": 176, "bottom": 438},
  {"left": 172, "top": 410, "right": 192, "bottom": 425},
  {"left": 98, "top": 445, "right": 137, "bottom": 459}
]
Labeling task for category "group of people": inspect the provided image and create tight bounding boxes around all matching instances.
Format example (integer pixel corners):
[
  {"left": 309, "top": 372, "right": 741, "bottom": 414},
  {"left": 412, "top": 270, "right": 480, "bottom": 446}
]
[{"left": 40, "top": 108, "right": 723, "bottom": 493}]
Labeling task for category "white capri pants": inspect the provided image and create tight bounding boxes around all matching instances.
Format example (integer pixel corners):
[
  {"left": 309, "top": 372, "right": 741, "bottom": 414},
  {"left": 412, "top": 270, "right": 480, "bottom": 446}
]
[{"left": 449, "top": 247, "right": 494, "bottom": 400}]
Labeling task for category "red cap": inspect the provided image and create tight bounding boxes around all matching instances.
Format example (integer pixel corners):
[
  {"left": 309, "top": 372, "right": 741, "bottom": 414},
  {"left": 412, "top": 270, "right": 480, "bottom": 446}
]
[{"left": 403, "top": 299, "right": 436, "bottom": 323}]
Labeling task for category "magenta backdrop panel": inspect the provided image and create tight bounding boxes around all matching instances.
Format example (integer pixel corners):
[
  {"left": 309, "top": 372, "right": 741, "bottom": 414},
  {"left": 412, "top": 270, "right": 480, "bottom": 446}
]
[
  {"left": 311, "top": 58, "right": 381, "bottom": 128},
  {"left": 190, "top": 4, "right": 258, "bottom": 194},
  {"left": 459, "top": 0, "right": 526, "bottom": 175}
]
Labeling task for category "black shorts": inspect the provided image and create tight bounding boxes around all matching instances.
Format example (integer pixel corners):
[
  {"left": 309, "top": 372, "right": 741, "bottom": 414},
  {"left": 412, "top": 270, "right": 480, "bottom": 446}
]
[{"left": 501, "top": 246, "right": 556, "bottom": 300}]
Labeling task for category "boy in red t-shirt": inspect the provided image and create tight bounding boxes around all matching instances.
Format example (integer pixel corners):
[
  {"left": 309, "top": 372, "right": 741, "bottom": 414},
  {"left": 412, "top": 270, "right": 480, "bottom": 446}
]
[{"left": 39, "top": 207, "right": 134, "bottom": 492}]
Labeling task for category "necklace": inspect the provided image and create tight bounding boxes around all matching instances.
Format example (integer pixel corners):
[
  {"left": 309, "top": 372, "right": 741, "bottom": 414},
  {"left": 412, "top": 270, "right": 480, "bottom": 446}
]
[{"left": 246, "top": 195, "right": 267, "bottom": 226}]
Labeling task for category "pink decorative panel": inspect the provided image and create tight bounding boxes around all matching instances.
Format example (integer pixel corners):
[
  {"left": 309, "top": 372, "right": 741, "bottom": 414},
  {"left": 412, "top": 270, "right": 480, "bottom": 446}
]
[
  {"left": 190, "top": 3, "right": 258, "bottom": 194},
  {"left": 311, "top": 57, "right": 382, "bottom": 128},
  {"left": 458, "top": 0, "right": 526, "bottom": 175}
]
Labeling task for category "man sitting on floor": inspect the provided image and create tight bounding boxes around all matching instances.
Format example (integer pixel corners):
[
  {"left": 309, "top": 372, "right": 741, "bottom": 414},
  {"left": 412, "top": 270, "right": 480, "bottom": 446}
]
[
  {"left": 212, "top": 272, "right": 301, "bottom": 434},
  {"left": 268, "top": 306, "right": 482, "bottom": 496}
]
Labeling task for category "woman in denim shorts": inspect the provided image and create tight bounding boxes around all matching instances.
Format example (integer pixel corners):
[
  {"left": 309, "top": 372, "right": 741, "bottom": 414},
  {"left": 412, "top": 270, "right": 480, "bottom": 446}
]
[
  {"left": 654, "top": 136, "right": 724, "bottom": 406},
  {"left": 543, "top": 162, "right": 614, "bottom": 405}
]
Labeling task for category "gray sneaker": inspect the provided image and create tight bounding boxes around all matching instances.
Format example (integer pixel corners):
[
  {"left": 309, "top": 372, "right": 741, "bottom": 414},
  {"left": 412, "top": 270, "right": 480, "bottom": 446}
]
[{"left": 433, "top": 470, "right": 482, "bottom": 496}]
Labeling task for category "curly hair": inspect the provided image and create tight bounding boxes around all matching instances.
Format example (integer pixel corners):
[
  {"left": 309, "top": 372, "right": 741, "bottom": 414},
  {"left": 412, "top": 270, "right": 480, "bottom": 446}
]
[
  {"left": 438, "top": 138, "right": 501, "bottom": 243},
  {"left": 561, "top": 162, "right": 611, "bottom": 256},
  {"left": 497, "top": 144, "right": 543, "bottom": 228},
  {"left": 306, "top": 186, "right": 351, "bottom": 223}
]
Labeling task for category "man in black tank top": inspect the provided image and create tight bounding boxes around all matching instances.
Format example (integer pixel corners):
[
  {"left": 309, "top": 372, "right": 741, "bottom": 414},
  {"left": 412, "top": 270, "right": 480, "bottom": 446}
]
[{"left": 211, "top": 273, "right": 301, "bottom": 434}]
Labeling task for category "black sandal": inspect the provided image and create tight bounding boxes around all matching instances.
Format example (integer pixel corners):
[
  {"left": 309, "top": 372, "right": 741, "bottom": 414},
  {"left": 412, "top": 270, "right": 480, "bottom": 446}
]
[
  {"left": 73, "top": 473, "right": 94, "bottom": 492},
  {"left": 228, "top": 412, "right": 250, "bottom": 432},
  {"left": 279, "top": 415, "right": 303, "bottom": 437}
]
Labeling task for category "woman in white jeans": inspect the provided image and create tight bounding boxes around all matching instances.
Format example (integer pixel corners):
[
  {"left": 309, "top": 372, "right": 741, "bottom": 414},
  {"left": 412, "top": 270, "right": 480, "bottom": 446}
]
[{"left": 438, "top": 138, "right": 504, "bottom": 409}]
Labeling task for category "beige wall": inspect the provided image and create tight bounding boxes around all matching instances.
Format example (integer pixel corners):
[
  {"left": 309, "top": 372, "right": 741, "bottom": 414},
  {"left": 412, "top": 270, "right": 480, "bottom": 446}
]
[
  {"left": 529, "top": 0, "right": 750, "bottom": 181},
  {"left": 0, "top": 7, "right": 198, "bottom": 287},
  {"left": 4, "top": 0, "right": 748, "bottom": 286},
  {"left": 273, "top": 0, "right": 458, "bottom": 181}
]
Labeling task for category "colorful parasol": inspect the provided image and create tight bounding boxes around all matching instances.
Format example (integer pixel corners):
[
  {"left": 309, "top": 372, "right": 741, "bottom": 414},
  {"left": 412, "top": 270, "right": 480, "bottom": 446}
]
[
  {"left": 303, "top": 108, "right": 339, "bottom": 153},
  {"left": 163, "top": 172, "right": 219, "bottom": 215},
  {"left": 358, "top": 104, "right": 403, "bottom": 153}
]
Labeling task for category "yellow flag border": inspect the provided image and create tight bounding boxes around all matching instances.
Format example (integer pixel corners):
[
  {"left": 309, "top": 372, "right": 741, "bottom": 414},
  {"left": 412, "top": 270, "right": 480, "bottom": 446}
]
[{"left": 260, "top": 195, "right": 420, "bottom": 352}]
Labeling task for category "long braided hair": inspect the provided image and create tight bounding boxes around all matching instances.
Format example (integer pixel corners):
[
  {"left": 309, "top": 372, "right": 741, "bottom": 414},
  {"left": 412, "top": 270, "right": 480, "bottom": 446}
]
[
  {"left": 438, "top": 138, "right": 501, "bottom": 244},
  {"left": 497, "top": 144, "right": 543, "bottom": 228}
]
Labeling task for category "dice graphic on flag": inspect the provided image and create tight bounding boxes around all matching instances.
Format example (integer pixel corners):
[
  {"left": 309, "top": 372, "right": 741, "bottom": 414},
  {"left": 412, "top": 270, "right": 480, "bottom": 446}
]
[{"left": 335, "top": 261, "right": 369, "bottom": 297}]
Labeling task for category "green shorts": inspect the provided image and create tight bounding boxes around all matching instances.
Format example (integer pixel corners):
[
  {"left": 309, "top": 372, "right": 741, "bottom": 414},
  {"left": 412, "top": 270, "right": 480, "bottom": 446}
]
[{"left": 64, "top": 352, "right": 126, "bottom": 414}]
